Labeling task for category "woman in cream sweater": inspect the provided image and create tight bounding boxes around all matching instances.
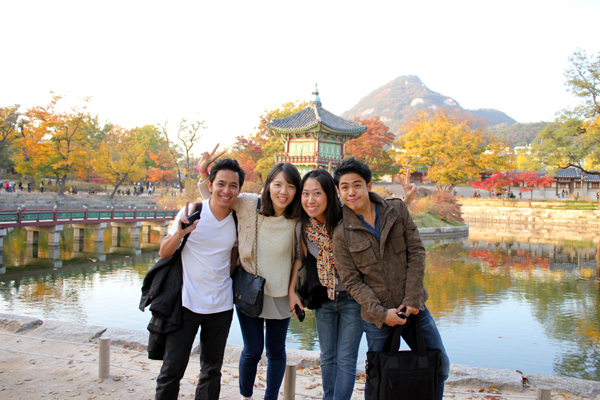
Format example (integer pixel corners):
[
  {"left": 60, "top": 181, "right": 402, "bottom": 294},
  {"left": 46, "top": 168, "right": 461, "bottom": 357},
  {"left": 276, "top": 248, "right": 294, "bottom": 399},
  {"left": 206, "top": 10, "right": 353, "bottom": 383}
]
[{"left": 197, "top": 147, "right": 303, "bottom": 400}]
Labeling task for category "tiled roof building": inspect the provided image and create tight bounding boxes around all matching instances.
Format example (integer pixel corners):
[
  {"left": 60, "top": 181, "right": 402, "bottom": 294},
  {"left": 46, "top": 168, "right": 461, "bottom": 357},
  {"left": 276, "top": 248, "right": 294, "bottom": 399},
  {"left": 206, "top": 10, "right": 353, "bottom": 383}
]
[
  {"left": 554, "top": 167, "right": 599, "bottom": 197},
  {"left": 267, "top": 85, "right": 366, "bottom": 176}
]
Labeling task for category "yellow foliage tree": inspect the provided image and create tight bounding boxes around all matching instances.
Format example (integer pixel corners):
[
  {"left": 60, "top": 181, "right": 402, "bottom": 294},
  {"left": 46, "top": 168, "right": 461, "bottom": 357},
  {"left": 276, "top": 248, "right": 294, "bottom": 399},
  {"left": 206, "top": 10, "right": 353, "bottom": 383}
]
[
  {"left": 14, "top": 94, "right": 90, "bottom": 195},
  {"left": 92, "top": 126, "right": 149, "bottom": 199},
  {"left": 394, "top": 109, "right": 512, "bottom": 191}
]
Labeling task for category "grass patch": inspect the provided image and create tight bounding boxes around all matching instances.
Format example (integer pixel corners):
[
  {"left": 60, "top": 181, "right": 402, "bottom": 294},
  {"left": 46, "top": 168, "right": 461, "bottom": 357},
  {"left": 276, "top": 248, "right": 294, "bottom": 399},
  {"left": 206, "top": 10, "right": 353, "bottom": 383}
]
[{"left": 412, "top": 212, "right": 465, "bottom": 228}]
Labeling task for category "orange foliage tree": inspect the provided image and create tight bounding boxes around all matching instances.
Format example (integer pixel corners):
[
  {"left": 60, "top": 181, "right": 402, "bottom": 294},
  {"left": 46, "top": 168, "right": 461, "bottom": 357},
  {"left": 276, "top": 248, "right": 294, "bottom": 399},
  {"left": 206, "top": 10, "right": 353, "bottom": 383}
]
[
  {"left": 346, "top": 116, "right": 397, "bottom": 181},
  {"left": 147, "top": 148, "right": 178, "bottom": 184},
  {"left": 14, "top": 94, "right": 91, "bottom": 195},
  {"left": 471, "top": 171, "right": 554, "bottom": 199}
]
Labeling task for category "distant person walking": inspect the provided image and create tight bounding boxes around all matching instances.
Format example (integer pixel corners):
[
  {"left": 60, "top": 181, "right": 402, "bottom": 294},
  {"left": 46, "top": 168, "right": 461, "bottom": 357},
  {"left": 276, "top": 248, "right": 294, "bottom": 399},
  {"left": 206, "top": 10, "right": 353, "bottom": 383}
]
[{"left": 40, "top": 182, "right": 44, "bottom": 193}]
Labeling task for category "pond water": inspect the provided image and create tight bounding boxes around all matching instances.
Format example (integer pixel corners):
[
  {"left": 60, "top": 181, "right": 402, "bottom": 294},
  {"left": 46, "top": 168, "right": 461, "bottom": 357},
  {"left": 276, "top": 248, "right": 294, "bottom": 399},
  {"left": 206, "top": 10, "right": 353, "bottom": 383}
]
[{"left": 1, "top": 225, "right": 599, "bottom": 381}]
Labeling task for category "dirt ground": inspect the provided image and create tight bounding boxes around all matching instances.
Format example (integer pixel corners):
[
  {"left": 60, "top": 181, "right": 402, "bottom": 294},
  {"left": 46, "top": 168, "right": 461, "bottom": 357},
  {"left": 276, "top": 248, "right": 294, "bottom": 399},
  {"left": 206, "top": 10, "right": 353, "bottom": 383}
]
[{"left": 0, "top": 330, "right": 585, "bottom": 400}]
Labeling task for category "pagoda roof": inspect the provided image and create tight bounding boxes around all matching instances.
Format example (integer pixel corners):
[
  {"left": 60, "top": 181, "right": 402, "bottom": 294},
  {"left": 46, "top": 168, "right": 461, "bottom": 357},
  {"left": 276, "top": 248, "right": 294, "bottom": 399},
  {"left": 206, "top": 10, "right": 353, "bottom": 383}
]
[
  {"left": 555, "top": 167, "right": 600, "bottom": 181},
  {"left": 267, "top": 103, "right": 366, "bottom": 137}
]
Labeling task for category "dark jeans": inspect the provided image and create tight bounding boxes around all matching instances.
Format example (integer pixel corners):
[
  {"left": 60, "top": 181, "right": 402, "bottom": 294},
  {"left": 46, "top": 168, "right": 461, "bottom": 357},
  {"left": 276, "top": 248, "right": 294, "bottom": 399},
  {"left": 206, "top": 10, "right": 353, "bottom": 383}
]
[
  {"left": 363, "top": 306, "right": 449, "bottom": 400},
  {"left": 155, "top": 307, "right": 233, "bottom": 400},
  {"left": 236, "top": 307, "right": 290, "bottom": 400}
]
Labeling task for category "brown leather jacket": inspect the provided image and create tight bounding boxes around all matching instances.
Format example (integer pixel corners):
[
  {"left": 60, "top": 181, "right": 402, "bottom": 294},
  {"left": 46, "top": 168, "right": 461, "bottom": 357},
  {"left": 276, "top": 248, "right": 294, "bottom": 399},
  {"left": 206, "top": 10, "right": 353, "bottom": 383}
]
[{"left": 332, "top": 192, "right": 427, "bottom": 328}]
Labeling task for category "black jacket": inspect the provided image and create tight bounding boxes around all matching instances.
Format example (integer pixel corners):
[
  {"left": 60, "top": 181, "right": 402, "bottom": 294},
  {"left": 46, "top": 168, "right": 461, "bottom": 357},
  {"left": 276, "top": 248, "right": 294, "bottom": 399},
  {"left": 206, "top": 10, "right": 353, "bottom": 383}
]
[
  {"left": 139, "top": 248, "right": 185, "bottom": 360},
  {"left": 139, "top": 203, "right": 203, "bottom": 360}
]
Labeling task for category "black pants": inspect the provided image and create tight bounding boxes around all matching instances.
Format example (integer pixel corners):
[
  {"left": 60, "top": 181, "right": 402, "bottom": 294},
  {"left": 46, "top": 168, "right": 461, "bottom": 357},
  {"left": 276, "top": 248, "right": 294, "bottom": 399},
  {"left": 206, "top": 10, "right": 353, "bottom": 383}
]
[{"left": 155, "top": 307, "right": 233, "bottom": 400}]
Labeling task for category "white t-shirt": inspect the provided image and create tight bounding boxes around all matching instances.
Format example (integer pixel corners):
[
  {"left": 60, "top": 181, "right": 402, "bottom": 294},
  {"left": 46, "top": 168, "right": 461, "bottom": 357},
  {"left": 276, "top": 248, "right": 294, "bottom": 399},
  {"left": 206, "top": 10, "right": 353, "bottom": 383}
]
[{"left": 168, "top": 199, "right": 237, "bottom": 314}]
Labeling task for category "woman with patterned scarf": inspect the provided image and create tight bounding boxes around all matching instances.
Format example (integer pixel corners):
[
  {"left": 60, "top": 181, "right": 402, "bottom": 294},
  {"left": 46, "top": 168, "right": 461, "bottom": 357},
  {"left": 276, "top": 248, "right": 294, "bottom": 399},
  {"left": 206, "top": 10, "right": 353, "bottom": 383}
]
[{"left": 292, "top": 168, "right": 416, "bottom": 400}]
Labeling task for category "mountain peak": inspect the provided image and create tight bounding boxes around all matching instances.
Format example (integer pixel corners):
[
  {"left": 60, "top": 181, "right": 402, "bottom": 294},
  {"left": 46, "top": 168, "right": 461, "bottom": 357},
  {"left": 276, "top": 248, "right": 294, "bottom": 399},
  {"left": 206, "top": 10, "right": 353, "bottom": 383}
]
[{"left": 341, "top": 75, "right": 515, "bottom": 136}]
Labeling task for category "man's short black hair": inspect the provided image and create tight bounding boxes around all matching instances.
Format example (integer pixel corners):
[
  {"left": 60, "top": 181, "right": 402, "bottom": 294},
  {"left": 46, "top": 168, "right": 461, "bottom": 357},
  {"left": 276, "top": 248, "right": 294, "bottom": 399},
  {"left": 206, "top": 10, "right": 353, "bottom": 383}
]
[
  {"left": 333, "top": 157, "right": 372, "bottom": 187},
  {"left": 209, "top": 158, "right": 245, "bottom": 188}
]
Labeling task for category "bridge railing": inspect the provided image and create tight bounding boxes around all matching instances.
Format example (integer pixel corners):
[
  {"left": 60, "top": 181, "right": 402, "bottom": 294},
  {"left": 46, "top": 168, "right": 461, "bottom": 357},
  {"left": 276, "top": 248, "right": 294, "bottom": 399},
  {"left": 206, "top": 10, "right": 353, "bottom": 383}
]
[{"left": 0, "top": 208, "right": 177, "bottom": 229}]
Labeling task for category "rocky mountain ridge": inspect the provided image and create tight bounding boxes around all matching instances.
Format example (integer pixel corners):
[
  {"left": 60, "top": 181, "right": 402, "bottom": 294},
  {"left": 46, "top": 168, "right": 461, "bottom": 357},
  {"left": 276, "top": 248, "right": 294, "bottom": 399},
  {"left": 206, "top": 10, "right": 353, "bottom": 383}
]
[{"left": 341, "top": 75, "right": 517, "bottom": 137}]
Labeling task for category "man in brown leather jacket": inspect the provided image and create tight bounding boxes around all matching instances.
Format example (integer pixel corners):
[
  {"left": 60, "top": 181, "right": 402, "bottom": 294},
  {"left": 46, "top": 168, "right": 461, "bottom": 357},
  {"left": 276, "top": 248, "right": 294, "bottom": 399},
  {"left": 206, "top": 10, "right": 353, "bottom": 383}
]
[{"left": 332, "top": 157, "right": 449, "bottom": 400}]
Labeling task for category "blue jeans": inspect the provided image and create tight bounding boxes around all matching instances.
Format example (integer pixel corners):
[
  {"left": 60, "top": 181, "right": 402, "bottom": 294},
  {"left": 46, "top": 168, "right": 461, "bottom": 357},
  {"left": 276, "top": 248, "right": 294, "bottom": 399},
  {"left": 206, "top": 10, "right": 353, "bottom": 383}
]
[
  {"left": 155, "top": 307, "right": 233, "bottom": 400},
  {"left": 315, "top": 291, "right": 364, "bottom": 400},
  {"left": 363, "top": 306, "right": 449, "bottom": 400},
  {"left": 236, "top": 307, "right": 290, "bottom": 400}
]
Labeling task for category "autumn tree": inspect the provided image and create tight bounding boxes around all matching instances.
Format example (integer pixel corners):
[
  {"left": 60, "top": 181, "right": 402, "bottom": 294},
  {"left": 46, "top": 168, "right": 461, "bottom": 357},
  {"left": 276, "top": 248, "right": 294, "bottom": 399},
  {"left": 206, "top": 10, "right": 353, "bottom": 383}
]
[
  {"left": 227, "top": 135, "right": 262, "bottom": 182},
  {"left": 471, "top": 171, "right": 554, "bottom": 199},
  {"left": 14, "top": 94, "right": 91, "bottom": 194},
  {"left": 177, "top": 117, "right": 206, "bottom": 177},
  {"left": 532, "top": 49, "right": 600, "bottom": 175},
  {"left": 510, "top": 171, "right": 555, "bottom": 200},
  {"left": 0, "top": 104, "right": 20, "bottom": 170},
  {"left": 92, "top": 125, "right": 149, "bottom": 199},
  {"left": 395, "top": 109, "right": 512, "bottom": 191},
  {"left": 158, "top": 121, "right": 186, "bottom": 192},
  {"left": 470, "top": 172, "right": 513, "bottom": 195},
  {"left": 346, "top": 116, "right": 397, "bottom": 181},
  {"left": 134, "top": 124, "right": 177, "bottom": 185}
]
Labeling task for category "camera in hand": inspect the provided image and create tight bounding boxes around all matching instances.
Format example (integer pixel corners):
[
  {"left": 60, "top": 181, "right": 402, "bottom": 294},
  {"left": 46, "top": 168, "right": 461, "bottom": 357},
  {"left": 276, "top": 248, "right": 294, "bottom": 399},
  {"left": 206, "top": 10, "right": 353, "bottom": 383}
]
[
  {"left": 294, "top": 305, "right": 305, "bottom": 322},
  {"left": 180, "top": 211, "right": 201, "bottom": 230},
  {"left": 397, "top": 306, "right": 408, "bottom": 320}
]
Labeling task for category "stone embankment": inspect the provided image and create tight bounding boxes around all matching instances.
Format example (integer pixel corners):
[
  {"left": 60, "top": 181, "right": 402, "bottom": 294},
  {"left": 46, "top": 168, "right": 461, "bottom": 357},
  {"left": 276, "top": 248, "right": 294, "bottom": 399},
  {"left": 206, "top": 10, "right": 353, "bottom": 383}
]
[
  {"left": 460, "top": 199, "right": 600, "bottom": 244},
  {"left": 1, "top": 313, "right": 599, "bottom": 399},
  {"left": 0, "top": 193, "right": 159, "bottom": 211},
  {"left": 419, "top": 225, "right": 469, "bottom": 239}
]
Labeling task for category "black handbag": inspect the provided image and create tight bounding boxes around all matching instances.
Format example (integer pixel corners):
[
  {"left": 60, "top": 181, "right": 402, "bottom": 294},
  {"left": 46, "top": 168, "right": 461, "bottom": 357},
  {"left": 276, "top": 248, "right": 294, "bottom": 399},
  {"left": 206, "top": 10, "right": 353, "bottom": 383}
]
[
  {"left": 232, "top": 197, "right": 265, "bottom": 318},
  {"left": 296, "top": 249, "right": 329, "bottom": 309},
  {"left": 232, "top": 265, "right": 265, "bottom": 318},
  {"left": 366, "top": 314, "right": 442, "bottom": 400}
]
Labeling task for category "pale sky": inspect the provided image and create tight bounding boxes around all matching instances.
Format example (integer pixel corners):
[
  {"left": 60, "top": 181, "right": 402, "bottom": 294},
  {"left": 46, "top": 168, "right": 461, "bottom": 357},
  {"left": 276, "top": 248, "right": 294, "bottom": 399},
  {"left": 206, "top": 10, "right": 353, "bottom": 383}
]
[{"left": 2, "top": 0, "right": 598, "bottom": 153}]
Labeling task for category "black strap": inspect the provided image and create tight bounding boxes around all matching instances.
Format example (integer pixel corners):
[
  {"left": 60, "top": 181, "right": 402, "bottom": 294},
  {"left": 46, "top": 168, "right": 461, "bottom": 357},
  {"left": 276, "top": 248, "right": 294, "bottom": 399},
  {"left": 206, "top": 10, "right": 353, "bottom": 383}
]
[
  {"left": 385, "top": 314, "right": 428, "bottom": 359},
  {"left": 179, "top": 202, "right": 203, "bottom": 250}
]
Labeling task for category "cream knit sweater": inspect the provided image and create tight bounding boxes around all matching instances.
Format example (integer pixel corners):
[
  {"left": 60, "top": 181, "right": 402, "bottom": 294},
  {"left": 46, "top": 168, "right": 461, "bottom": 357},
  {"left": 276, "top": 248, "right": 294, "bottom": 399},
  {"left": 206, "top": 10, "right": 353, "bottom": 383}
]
[{"left": 198, "top": 179, "right": 297, "bottom": 297}]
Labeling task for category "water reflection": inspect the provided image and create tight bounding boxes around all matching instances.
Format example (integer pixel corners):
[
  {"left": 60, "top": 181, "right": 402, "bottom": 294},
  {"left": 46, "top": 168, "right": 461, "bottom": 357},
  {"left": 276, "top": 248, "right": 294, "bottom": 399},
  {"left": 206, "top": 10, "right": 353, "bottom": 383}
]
[{"left": 0, "top": 227, "right": 599, "bottom": 381}]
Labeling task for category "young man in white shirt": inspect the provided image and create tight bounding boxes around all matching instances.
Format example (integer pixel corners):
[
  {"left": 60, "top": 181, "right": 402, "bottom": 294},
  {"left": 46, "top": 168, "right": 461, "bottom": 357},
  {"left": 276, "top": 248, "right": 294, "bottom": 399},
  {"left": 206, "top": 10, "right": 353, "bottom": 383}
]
[{"left": 156, "top": 158, "right": 244, "bottom": 400}]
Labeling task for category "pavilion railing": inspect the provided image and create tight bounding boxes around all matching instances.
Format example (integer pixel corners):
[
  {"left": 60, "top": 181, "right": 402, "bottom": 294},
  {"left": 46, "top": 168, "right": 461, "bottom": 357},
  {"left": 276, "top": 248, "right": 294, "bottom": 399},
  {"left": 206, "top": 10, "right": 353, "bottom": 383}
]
[{"left": 274, "top": 154, "right": 344, "bottom": 164}]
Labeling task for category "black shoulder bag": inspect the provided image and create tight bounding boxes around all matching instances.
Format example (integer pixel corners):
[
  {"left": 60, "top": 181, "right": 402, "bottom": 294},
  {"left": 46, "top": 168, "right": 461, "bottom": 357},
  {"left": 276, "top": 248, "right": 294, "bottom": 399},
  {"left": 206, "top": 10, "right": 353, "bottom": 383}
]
[
  {"left": 232, "top": 197, "right": 266, "bottom": 318},
  {"left": 296, "top": 243, "right": 329, "bottom": 309},
  {"left": 366, "top": 314, "right": 442, "bottom": 400}
]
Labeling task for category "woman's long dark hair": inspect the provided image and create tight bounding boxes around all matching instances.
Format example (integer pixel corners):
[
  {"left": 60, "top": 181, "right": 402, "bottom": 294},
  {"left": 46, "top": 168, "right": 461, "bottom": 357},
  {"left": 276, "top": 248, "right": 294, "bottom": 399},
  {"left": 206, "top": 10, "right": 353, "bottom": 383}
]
[
  {"left": 259, "top": 163, "right": 301, "bottom": 219},
  {"left": 300, "top": 169, "right": 343, "bottom": 258}
]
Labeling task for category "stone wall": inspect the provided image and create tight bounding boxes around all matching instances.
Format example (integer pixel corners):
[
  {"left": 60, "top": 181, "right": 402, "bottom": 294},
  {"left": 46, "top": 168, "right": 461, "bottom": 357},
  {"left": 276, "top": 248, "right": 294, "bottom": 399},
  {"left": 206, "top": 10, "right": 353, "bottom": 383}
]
[
  {"left": 460, "top": 199, "right": 600, "bottom": 244},
  {"left": 0, "top": 193, "right": 160, "bottom": 211}
]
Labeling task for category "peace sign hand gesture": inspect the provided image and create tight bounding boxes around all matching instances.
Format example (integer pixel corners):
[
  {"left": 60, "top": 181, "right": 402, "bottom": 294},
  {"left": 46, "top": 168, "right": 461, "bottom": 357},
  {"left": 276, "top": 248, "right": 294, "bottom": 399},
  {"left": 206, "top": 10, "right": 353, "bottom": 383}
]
[
  {"left": 396, "top": 168, "right": 418, "bottom": 206},
  {"left": 198, "top": 144, "right": 226, "bottom": 179}
]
